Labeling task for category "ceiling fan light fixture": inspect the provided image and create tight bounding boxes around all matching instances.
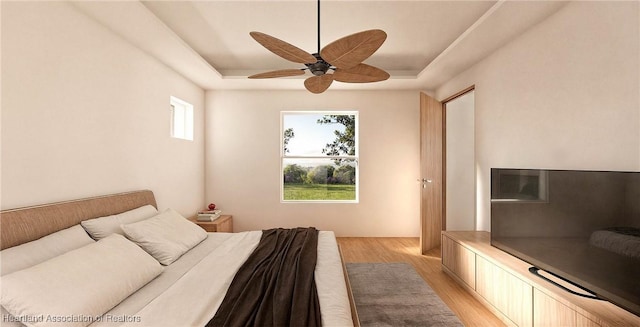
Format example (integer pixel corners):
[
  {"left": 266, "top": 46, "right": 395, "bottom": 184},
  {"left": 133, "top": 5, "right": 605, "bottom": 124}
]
[
  {"left": 306, "top": 53, "right": 332, "bottom": 76},
  {"left": 310, "top": 68, "right": 327, "bottom": 76}
]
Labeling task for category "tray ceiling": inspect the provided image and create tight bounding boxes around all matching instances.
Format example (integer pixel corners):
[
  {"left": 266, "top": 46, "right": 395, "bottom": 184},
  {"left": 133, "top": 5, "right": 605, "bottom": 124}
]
[{"left": 72, "top": 1, "right": 569, "bottom": 92}]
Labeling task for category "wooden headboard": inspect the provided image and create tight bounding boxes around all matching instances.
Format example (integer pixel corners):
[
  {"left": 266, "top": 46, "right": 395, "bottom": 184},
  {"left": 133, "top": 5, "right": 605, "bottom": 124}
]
[{"left": 0, "top": 190, "right": 157, "bottom": 250}]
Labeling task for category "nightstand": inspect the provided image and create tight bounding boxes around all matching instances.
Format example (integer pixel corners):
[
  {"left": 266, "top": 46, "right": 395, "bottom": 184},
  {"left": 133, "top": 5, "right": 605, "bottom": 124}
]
[{"left": 188, "top": 215, "right": 233, "bottom": 233}]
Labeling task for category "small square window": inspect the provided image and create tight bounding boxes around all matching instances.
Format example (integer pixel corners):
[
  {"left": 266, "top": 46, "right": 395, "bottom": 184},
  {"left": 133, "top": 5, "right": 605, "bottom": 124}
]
[{"left": 170, "top": 96, "right": 194, "bottom": 141}]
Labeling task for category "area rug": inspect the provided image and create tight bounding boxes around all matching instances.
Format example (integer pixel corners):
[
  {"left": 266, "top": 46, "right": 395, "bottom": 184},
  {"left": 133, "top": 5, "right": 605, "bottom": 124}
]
[{"left": 346, "top": 262, "right": 463, "bottom": 327}]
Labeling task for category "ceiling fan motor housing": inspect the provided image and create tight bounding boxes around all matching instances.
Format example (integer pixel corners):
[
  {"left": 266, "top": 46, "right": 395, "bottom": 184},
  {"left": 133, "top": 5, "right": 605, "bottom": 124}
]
[{"left": 306, "top": 53, "right": 332, "bottom": 76}]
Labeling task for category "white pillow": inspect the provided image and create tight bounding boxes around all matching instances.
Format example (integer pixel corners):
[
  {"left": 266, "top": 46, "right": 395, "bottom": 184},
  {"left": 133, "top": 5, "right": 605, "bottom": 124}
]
[
  {"left": 1, "top": 225, "right": 94, "bottom": 276},
  {"left": 121, "top": 208, "right": 207, "bottom": 265},
  {"left": 1, "top": 234, "right": 162, "bottom": 327},
  {"left": 80, "top": 204, "right": 158, "bottom": 240}
]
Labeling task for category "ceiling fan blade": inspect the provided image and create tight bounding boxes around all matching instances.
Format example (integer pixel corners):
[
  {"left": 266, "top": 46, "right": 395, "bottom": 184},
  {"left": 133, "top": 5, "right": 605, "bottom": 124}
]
[
  {"left": 320, "top": 29, "right": 387, "bottom": 69},
  {"left": 250, "top": 31, "right": 317, "bottom": 64},
  {"left": 333, "top": 64, "right": 390, "bottom": 83},
  {"left": 304, "top": 74, "right": 334, "bottom": 94},
  {"left": 248, "top": 69, "right": 306, "bottom": 79}
]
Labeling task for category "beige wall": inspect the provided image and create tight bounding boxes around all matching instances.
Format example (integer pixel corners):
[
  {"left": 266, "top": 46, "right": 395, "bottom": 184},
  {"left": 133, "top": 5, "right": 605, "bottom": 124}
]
[
  {"left": 205, "top": 90, "right": 420, "bottom": 236},
  {"left": 1, "top": 2, "right": 205, "bottom": 215},
  {"left": 435, "top": 1, "right": 640, "bottom": 231}
]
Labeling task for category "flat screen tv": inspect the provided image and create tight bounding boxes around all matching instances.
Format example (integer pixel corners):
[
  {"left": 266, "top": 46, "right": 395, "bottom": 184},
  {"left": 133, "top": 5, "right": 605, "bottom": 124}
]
[{"left": 491, "top": 168, "right": 640, "bottom": 317}]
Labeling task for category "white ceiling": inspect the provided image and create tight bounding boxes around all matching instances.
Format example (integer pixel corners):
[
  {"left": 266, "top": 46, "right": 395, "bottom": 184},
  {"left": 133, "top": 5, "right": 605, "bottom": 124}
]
[{"left": 72, "top": 1, "right": 569, "bottom": 92}]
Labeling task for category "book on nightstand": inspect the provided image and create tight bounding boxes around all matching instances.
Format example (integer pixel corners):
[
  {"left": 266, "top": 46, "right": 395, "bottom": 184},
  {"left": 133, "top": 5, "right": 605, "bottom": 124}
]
[{"left": 197, "top": 210, "right": 222, "bottom": 222}]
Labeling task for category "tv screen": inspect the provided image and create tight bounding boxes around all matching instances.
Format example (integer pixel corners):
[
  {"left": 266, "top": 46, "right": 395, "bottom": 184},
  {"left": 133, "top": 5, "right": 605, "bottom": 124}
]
[{"left": 491, "top": 168, "right": 640, "bottom": 317}]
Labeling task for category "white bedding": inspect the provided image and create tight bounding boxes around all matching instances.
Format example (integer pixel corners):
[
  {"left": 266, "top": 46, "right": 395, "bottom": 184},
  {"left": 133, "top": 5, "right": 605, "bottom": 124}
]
[
  {"left": 91, "top": 231, "right": 353, "bottom": 327},
  {"left": 2, "top": 230, "right": 353, "bottom": 327}
]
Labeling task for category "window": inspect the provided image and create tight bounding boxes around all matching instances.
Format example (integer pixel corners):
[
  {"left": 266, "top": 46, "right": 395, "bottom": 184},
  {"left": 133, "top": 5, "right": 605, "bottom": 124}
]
[
  {"left": 170, "top": 96, "right": 194, "bottom": 141},
  {"left": 281, "top": 111, "right": 358, "bottom": 202}
]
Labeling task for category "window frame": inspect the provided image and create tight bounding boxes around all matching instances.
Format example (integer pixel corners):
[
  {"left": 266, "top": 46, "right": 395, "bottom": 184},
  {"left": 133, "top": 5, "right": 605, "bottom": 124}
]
[
  {"left": 280, "top": 110, "right": 359, "bottom": 203},
  {"left": 170, "top": 96, "right": 194, "bottom": 141}
]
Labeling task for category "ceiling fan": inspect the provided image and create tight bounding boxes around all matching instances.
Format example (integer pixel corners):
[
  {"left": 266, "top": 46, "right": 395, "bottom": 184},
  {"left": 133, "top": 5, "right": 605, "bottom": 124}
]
[{"left": 248, "top": 0, "right": 390, "bottom": 94}]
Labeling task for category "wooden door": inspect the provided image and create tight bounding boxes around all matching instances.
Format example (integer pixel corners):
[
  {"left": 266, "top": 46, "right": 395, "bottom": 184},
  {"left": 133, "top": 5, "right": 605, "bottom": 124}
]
[{"left": 420, "top": 92, "right": 444, "bottom": 254}]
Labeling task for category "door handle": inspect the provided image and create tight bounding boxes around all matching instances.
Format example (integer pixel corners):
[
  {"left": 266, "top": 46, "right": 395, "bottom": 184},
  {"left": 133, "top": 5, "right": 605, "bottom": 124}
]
[{"left": 417, "top": 178, "right": 433, "bottom": 188}]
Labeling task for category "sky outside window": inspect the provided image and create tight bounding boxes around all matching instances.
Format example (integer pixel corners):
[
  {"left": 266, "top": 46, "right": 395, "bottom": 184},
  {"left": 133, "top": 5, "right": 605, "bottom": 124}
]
[{"left": 283, "top": 113, "right": 347, "bottom": 157}]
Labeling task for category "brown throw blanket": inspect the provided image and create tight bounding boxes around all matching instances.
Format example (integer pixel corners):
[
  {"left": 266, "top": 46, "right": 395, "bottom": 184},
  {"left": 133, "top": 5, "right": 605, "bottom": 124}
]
[{"left": 207, "top": 227, "right": 322, "bottom": 327}]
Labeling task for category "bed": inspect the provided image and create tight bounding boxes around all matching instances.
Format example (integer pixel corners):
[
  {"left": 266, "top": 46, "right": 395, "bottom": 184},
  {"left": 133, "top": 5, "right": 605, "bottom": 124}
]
[{"left": 0, "top": 190, "right": 358, "bottom": 327}]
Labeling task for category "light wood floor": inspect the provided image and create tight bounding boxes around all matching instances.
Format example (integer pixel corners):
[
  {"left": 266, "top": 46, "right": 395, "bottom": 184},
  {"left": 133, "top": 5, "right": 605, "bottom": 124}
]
[{"left": 337, "top": 237, "right": 506, "bottom": 327}]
